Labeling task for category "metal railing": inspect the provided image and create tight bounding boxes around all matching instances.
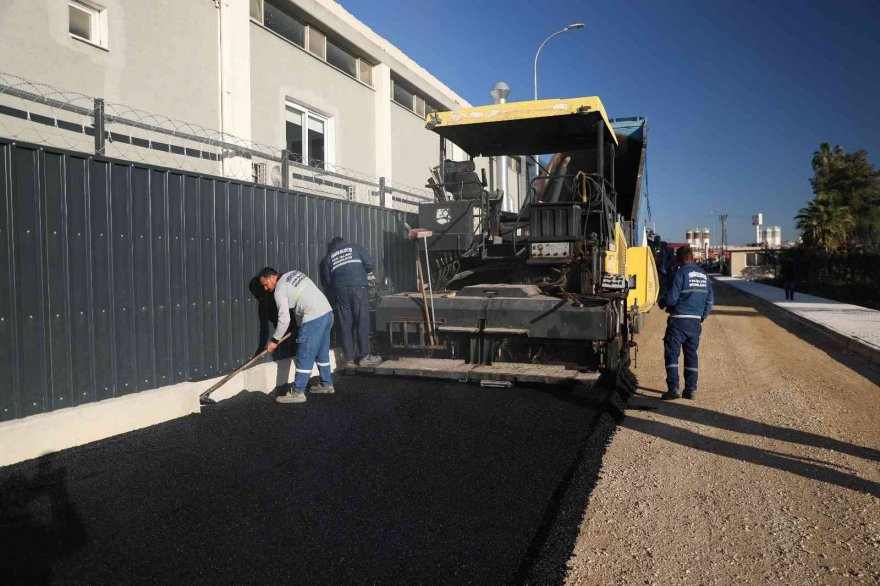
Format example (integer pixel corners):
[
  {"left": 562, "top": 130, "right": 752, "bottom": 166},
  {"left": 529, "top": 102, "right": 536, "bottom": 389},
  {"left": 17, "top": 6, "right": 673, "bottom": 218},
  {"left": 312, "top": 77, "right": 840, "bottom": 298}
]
[{"left": 0, "top": 71, "right": 433, "bottom": 211}]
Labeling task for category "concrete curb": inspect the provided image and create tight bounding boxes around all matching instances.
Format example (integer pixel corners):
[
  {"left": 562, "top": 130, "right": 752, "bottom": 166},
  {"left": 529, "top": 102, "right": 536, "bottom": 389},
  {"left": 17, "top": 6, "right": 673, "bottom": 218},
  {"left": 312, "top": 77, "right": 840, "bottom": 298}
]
[
  {"left": 0, "top": 350, "right": 339, "bottom": 468},
  {"left": 712, "top": 278, "right": 880, "bottom": 367}
]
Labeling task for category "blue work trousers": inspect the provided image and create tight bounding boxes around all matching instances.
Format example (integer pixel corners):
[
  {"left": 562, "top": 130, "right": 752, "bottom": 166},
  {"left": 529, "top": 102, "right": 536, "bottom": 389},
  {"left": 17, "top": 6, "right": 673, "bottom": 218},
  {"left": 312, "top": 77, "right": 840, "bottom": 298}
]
[
  {"left": 664, "top": 317, "right": 702, "bottom": 391},
  {"left": 334, "top": 285, "right": 371, "bottom": 362},
  {"left": 293, "top": 311, "right": 334, "bottom": 391}
]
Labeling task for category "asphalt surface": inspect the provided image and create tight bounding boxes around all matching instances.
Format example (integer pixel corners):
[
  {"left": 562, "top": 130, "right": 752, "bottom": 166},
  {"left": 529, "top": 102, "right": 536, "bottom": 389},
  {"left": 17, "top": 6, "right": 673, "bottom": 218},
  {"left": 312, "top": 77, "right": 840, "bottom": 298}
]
[{"left": 0, "top": 375, "right": 614, "bottom": 585}]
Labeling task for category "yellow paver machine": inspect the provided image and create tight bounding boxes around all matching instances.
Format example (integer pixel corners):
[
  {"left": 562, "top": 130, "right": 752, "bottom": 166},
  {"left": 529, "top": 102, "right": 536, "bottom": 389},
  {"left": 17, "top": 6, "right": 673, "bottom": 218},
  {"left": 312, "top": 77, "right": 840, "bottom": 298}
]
[{"left": 368, "top": 97, "right": 657, "bottom": 390}]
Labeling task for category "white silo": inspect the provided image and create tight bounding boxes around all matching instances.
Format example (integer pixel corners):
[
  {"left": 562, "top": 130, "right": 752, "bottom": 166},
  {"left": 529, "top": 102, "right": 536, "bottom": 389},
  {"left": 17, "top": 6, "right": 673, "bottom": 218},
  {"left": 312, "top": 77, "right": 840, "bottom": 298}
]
[
  {"left": 702, "top": 228, "right": 711, "bottom": 249},
  {"left": 771, "top": 226, "right": 781, "bottom": 247},
  {"left": 692, "top": 228, "right": 702, "bottom": 249},
  {"left": 686, "top": 229, "right": 693, "bottom": 247}
]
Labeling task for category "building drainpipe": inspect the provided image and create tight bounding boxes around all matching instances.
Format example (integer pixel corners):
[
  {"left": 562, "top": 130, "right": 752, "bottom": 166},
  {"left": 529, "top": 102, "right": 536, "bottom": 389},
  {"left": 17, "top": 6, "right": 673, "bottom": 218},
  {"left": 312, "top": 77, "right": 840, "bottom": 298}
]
[{"left": 215, "top": 0, "right": 226, "bottom": 176}]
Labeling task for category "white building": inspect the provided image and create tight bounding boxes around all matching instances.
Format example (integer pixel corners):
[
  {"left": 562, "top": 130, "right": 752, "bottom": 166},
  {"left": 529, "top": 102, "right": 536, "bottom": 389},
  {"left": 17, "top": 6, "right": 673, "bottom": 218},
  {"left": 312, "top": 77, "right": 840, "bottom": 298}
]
[{"left": 0, "top": 0, "right": 522, "bottom": 206}]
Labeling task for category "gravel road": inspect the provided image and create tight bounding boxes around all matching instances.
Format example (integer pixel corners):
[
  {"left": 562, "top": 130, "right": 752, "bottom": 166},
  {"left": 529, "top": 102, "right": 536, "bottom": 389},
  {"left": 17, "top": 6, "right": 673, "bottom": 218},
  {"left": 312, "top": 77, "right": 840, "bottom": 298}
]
[{"left": 565, "top": 282, "right": 880, "bottom": 585}]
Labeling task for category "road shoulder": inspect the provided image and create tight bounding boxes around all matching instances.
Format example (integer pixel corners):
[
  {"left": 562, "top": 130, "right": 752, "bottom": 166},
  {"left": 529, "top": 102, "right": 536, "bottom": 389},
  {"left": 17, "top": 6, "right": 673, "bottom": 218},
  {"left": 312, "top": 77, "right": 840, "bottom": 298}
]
[{"left": 565, "top": 285, "right": 880, "bottom": 585}]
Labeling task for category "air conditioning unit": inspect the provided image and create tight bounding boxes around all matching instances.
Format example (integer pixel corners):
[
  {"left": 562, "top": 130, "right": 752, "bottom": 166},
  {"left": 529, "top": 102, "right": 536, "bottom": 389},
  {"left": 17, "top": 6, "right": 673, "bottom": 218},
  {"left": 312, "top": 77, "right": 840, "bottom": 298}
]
[{"left": 269, "top": 165, "right": 282, "bottom": 187}]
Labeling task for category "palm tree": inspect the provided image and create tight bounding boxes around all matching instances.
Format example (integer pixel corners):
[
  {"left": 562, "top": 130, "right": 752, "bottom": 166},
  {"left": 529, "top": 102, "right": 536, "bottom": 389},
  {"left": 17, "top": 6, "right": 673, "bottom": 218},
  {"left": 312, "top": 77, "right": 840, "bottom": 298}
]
[
  {"left": 811, "top": 142, "right": 844, "bottom": 174},
  {"left": 795, "top": 194, "right": 854, "bottom": 252}
]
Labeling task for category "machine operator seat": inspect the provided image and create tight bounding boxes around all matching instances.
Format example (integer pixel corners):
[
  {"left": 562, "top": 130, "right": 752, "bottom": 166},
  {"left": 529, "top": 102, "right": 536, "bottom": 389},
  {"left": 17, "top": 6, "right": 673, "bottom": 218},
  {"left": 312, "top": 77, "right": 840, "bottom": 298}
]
[{"left": 442, "top": 160, "right": 492, "bottom": 201}]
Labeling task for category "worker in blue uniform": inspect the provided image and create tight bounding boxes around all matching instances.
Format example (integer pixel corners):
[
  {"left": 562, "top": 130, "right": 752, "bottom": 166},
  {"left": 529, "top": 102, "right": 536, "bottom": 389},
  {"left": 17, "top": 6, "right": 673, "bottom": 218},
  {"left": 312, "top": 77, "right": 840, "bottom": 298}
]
[
  {"left": 658, "top": 247, "right": 714, "bottom": 400},
  {"left": 320, "top": 237, "right": 382, "bottom": 368}
]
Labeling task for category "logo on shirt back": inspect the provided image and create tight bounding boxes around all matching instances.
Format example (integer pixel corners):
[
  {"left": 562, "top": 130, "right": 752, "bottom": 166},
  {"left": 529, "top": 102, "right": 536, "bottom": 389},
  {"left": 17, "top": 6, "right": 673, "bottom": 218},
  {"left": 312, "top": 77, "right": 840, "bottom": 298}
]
[
  {"left": 687, "top": 270, "right": 707, "bottom": 289},
  {"left": 285, "top": 271, "right": 307, "bottom": 287},
  {"left": 330, "top": 246, "right": 360, "bottom": 271}
]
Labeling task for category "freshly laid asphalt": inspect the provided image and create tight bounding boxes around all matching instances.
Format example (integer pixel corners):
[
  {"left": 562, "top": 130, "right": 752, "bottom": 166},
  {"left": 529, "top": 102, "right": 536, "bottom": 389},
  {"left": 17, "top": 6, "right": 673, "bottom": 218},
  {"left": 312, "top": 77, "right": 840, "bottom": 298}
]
[{"left": 0, "top": 376, "right": 614, "bottom": 585}]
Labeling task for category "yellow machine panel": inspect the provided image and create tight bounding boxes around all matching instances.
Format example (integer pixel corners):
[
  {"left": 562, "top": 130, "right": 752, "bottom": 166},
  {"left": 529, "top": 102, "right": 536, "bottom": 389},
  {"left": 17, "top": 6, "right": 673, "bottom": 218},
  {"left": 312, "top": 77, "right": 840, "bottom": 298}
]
[
  {"left": 604, "top": 222, "right": 629, "bottom": 276},
  {"left": 626, "top": 246, "right": 659, "bottom": 312}
]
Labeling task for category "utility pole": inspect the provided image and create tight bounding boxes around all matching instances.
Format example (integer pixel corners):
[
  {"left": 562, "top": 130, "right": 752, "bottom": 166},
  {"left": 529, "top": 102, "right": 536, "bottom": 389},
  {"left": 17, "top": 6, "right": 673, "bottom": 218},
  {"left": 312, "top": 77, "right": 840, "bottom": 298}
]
[{"left": 720, "top": 214, "right": 729, "bottom": 272}]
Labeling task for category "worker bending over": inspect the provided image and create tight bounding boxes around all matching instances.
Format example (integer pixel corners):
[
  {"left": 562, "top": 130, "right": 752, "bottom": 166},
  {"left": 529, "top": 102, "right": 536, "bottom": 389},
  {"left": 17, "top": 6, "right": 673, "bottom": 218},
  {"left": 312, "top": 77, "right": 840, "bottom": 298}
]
[
  {"left": 659, "top": 248, "right": 714, "bottom": 400},
  {"left": 259, "top": 267, "right": 335, "bottom": 404},
  {"left": 320, "top": 237, "right": 382, "bottom": 368}
]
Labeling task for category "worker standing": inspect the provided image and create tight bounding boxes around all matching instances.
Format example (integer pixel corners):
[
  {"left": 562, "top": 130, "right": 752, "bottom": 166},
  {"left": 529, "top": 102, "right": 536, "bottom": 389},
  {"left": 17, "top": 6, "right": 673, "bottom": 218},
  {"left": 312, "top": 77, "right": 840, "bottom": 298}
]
[
  {"left": 320, "top": 237, "right": 382, "bottom": 368},
  {"left": 781, "top": 257, "right": 799, "bottom": 301},
  {"left": 259, "top": 267, "right": 335, "bottom": 404},
  {"left": 660, "top": 248, "right": 714, "bottom": 400}
]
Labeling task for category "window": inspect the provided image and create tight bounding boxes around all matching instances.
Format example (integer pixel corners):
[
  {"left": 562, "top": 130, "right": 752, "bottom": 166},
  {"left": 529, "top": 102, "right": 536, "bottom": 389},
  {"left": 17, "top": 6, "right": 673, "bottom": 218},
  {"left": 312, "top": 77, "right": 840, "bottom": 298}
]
[
  {"left": 392, "top": 81, "right": 415, "bottom": 110},
  {"left": 326, "top": 39, "right": 357, "bottom": 78},
  {"left": 263, "top": 0, "right": 305, "bottom": 48},
  {"left": 358, "top": 59, "right": 373, "bottom": 86},
  {"left": 285, "top": 103, "right": 330, "bottom": 169},
  {"left": 393, "top": 80, "right": 437, "bottom": 118},
  {"left": 249, "top": 0, "right": 262, "bottom": 21},
  {"left": 307, "top": 26, "right": 326, "bottom": 60},
  {"left": 252, "top": 0, "right": 373, "bottom": 87},
  {"left": 69, "top": 1, "right": 107, "bottom": 48}
]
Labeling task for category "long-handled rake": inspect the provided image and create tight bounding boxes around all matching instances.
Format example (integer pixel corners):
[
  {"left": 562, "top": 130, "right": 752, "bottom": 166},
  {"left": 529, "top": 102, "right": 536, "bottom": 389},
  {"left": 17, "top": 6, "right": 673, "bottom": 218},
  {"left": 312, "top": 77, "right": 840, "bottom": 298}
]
[{"left": 199, "top": 332, "right": 292, "bottom": 405}]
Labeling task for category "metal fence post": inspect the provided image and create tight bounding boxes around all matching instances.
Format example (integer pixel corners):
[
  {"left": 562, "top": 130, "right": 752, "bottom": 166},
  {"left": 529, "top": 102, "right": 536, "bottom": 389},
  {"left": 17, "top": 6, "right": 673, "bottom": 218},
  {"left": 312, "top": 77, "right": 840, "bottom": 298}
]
[
  {"left": 281, "top": 149, "right": 290, "bottom": 189},
  {"left": 379, "top": 176, "right": 387, "bottom": 207},
  {"left": 93, "top": 98, "right": 105, "bottom": 155}
]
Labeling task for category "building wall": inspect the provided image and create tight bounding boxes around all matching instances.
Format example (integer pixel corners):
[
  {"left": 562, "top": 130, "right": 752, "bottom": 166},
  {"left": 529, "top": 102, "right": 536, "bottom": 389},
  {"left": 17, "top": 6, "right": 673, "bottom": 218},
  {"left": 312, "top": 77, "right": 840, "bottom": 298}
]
[
  {"left": 0, "top": 0, "right": 477, "bottom": 204},
  {"left": 389, "top": 102, "right": 437, "bottom": 190},
  {"left": 249, "top": 22, "right": 377, "bottom": 179},
  {"left": 1, "top": 0, "right": 220, "bottom": 129},
  {"left": 730, "top": 251, "right": 748, "bottom": 278}
]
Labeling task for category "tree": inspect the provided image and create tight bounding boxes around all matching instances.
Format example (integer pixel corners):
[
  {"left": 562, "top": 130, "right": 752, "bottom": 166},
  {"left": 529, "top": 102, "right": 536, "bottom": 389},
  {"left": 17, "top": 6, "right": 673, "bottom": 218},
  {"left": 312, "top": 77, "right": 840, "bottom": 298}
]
[
  {"left": 795, "top": 193, "right": 853, "bottom": 253},
  {"left": 801, "top": 144, "right": 880, "bottom": 251}
]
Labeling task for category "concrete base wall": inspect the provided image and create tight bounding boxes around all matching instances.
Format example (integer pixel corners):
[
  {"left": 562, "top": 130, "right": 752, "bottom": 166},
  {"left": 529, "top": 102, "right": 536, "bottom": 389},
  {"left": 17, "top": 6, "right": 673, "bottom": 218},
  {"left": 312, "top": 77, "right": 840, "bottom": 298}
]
[{"left": 0, "top": 350, "right": 338, "bottom": 468}]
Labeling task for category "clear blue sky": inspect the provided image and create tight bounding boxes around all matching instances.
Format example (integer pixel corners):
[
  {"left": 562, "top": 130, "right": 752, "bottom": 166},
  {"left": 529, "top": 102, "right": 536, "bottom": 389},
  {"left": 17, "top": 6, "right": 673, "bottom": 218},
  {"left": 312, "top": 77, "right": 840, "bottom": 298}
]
[{"left": 342, "top": 0, "right": 880, "bottom": 245}]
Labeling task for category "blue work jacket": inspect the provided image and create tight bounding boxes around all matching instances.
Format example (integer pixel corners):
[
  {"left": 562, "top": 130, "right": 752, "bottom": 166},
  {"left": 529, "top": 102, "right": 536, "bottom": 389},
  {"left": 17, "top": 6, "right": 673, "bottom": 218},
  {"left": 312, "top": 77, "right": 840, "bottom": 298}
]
[
  {"left": 320, "top": 242, "right": 375, "bottom": 289},
  {"left": 662, "top": 262, "right": 714, "bottom": 321}
]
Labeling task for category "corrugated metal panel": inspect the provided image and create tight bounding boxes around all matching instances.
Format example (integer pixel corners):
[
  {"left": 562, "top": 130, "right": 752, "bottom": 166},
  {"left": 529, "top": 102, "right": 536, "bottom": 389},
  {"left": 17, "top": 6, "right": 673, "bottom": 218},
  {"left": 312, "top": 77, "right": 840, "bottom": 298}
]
[{"left": 0, "top": 138, "right": 416, "bottom": 422}]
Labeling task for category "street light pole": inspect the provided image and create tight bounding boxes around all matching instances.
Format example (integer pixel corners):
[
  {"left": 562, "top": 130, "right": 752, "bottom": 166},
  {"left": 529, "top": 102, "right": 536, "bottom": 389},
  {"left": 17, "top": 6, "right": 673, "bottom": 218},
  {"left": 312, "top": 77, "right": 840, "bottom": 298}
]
[{"left": 533, "top": 23, "right": 585, "bottom": 100}]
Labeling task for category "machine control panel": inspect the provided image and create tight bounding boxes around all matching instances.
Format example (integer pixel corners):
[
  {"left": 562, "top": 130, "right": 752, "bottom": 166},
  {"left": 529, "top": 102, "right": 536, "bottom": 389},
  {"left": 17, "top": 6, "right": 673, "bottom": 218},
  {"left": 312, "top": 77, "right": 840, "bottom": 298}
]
[
  {"left": 600, "top": 274, "right": 627, "bottom": 290},
  {"left": 530, "top": 242, "right": 571, "bottom": 259}
]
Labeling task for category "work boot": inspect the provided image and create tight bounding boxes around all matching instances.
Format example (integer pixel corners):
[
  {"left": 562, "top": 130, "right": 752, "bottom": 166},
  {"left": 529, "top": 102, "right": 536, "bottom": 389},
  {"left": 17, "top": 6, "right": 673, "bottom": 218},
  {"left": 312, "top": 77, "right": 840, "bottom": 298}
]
[
  {"left": 683, "top": 388, "right": 697, "bottom": 400},
  {"left": 358, "top": 354, "right": 382, "bottom": 367},
  {"left": 661, "top": 389, "right": 682, "bottom": 401},
  {"left": 276, "top": 390, "right": 307, "bottom": 404},
  {"left": 310, "top": 382, "right": 335, "bottom": 394},
  {"left": 343, "top": 361, "right": 356, "bottom": 370}
]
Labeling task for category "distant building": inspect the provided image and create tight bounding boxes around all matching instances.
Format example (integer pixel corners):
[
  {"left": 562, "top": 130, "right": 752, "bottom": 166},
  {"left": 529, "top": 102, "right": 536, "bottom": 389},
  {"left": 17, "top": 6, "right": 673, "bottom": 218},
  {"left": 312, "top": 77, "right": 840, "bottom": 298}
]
[{"left": 728, "top": 246, "right": 771, "bottom": 279}]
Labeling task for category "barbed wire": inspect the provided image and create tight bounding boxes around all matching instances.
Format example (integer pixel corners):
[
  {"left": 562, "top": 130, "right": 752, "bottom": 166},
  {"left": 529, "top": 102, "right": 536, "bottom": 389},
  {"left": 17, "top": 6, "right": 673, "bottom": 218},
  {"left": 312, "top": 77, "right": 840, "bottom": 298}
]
[{"left": 0, "top": 71, "right": 434, "bottom": 212}]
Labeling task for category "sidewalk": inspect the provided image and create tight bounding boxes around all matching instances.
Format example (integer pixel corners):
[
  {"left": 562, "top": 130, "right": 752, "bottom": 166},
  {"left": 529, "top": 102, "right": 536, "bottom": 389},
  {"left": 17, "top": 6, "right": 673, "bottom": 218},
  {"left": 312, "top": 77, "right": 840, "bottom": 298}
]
[{"left": 714, "top": 276, "right": 880, "bottom": 365}]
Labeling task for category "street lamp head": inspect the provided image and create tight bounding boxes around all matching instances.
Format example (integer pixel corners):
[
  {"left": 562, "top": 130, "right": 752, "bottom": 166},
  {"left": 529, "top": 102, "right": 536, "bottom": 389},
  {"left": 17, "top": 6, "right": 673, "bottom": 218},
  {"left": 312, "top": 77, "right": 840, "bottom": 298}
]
[{"left": 564, "top": 23, "right": 585, "bottom": 31}]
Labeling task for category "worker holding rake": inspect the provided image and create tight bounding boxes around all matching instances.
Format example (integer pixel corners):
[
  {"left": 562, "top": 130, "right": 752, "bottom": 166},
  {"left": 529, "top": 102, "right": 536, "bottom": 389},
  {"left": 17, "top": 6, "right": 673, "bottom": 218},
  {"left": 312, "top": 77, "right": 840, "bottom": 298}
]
[{"left": 259, "top": 267, "right": 335, "bottom": 404}]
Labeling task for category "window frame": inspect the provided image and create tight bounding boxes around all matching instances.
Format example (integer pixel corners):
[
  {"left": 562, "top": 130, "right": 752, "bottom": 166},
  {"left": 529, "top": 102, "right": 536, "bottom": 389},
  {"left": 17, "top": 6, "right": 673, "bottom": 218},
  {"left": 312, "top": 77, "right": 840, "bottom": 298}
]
[
  {"left": 284, "top": 100, "right": 334, "bottom": 169},
  {"left": 306, "top": 25, "right": 326, "bottom": 60},
  {"left": 68, "top": 0, "right": 108, "bottom": 49}
]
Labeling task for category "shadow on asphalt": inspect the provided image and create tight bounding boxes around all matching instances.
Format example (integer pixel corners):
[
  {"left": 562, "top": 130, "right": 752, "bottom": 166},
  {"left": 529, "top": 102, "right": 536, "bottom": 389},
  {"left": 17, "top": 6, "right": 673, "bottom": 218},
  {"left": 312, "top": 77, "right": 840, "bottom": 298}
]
[
  {"left": 714, "top": 282, "right": 880, "bottom": 386},
  {"left": 0, "top": 456, "right": 87, "bottom": 585},
  {"left": 0, "top": 376, "right": 616, "bottom": 585}
]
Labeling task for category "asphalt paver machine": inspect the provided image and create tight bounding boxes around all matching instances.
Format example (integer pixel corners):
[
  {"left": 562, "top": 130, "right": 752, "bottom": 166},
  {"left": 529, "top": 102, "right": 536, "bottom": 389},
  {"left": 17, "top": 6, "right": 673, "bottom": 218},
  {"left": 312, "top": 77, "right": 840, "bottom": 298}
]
[{"left": 366, "top": 97, "right": 657, "bottom": 389}]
